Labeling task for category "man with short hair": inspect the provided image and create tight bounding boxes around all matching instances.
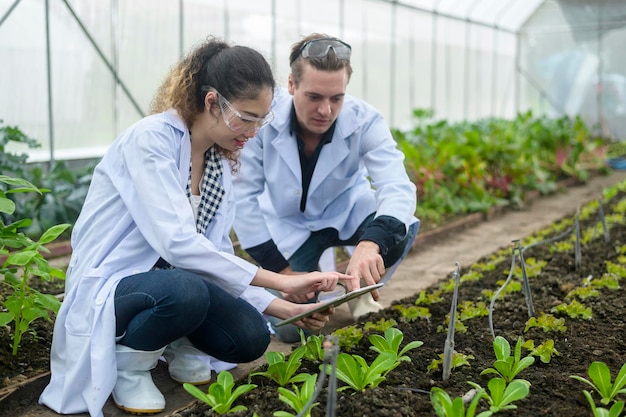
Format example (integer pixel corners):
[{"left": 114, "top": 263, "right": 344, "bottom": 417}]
[{"left": 234, "top": 33, "right": 419, "bottom": 341}]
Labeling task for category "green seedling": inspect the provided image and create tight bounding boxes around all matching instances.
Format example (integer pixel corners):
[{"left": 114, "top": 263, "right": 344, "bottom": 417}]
[
  {"left": 522, "top": 339, "right": 561, "bottom": 364},
  {"left": 460, "top": 270, "right": 483, "bottom": 283},
  {"left": 332, "top": 325, "right": 363, "bottom": 350},
  {"left": 363, "top": 318, "right": 397, "bottom": 332},
  {"left": 298, "top": 330, "right": 325, "bottom": 362},
  {"left": 183, "top": 371, "right": 256, "bottom": 415},
  {"left": 509, "top": 257, "right": 546, "bottom": 279},
  {"left": 524, "top": 312, "right": 566, "bottom": 333},
  {"left": 566, "top": 285, "right": 600, "bottom": 300},
  {"left": 414, "top": 289, "right": 444, "bottom": 306},
  {"left": 551, "top": 299, "right": 593, "bottom": 320},
  {"left": 582, "top": 391, "right": 624, "bottom": 417},
  {"left": 368, "top": 327, "right": 423, "bottom": 366},
  {"left": 468, "top": 378, "right": 530, "bottom": 414},
  {"left": 333, "top": 351, "right": 397, "bottom": 392},
  {"left": 274, "top": 373, "right": 318, "bottom": 417},
  {"left": 571, "top": 361, "right": 626, "bottom": 406},
  {"left": 550, "top": 240, "right": 573, "bottom": 253},
  {"left": 590, "top": 274, "right": 620, "bottom": 290},
  {"left": 481, "top": 336, "right": 534, "bottom": 383},
  {"left": 458, "top": 301, "right": 489, "bottom": 321},
  {"left": 428, "top": 352, "right": 474, "bottom": 374},
  {"left": 605, "top": 261, "right": 626, "bottom": 279},
  {"left": 0, "top": 175, "right": 70, "bottom": 355},
  {"left": 249, "top": 349, "right": 308, "bottom": 387},
  {"left": 430, "top": 386, "right": 489, "bottom": 417},
  {"left": 437, "top": 317, "right": 467, "bottom": 334},
  {"left": 393, "top": 304, "right": 431, "bottom": 322}
]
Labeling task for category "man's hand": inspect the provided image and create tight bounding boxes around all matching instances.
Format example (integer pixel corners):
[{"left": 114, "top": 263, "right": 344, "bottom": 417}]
[
  {"left": 345, "top": 240, "right": 385, "bottom": 300},
  {"left": 295, "top": 305, "right": 335, "bottom": 332}
]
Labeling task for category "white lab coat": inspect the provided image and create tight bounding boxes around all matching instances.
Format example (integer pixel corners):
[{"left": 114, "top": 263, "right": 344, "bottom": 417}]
[
  {"left": 234, "top": 88, "right": 418, "bottom": 259},
  {"left": 39, "top": 110, "right": 275, "bottom": 417}
]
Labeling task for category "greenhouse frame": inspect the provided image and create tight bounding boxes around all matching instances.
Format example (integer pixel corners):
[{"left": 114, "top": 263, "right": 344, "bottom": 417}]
[{"left": 1, "top": 0, "right": 625, "bottom": 163}]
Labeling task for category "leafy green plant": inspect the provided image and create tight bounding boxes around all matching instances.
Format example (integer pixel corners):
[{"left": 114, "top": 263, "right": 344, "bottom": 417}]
[
  {"left": 274, "top": 373, "right": 318, "bottom": 417},
  {"left": 333, "top": 351, "right": 397, "bottom": 392},
  {"left": 428, "top": 352, "right": 474, "bottom": 374},
  {"left": 183, "top": 371, "right": 256, "bottom": 415},
  {"left": 249, "top": 349, "right": 309, "bottom": 387},
  {"left": 481, "top": 336, "right": 534, "bottom": 383},
  {"left": 332, "top": 325, "right": 363, "bottom": 350},
  {"left": 0, "top": 175, "right": 70, "bottom": 355},
  {"left": 551, "top": 299, "right": 593, "bottom": 320},
  {"left": 571, "top": 361, "right": 626, "bottom": 406},
  {"left": 368, "top": 327, "right": 423, "bottom": 367},
  {"left": 298, "top": 330, "right": 325, "bottom": 362},
  {"left": 582, "top": 391, "right": 624, "bottom": 417},
  {"left": 468, "top": 378, "right": 531, "bottom": 414},
  {"left": 458, "top": 301, "right": 489, "bottom": 321},
  {"left": 414, "top": 289, "right": 444, "bottom": 305},
  {"left": 566, "top": 285, "right": 600, "bottom": 300},
  {"left": 363, "top": 318, "right": 397, "bottom": 332},
  {"left": 430, "top": 386, "right": 488, "bottom": 417},
  {"left": 522, "top": 339, "right": 561, "bottom": 364},
  {"left": 524, "top": 312, "right": 566, "bottom": 333},
  {"left": 392, "top": 304, "right": 431, "bottom": 322}
]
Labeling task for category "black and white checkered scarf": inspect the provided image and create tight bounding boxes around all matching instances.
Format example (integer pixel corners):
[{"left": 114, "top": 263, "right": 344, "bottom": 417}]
[
  {"left": 188, "top": 145, "right": 224, "bottom": 234},
  {"left": 152, "top": 145, "right": 224, "bottom": 271}
]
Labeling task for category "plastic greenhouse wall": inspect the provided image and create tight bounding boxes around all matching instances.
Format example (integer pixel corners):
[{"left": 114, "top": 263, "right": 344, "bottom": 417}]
[{"left": 1, "top": 0, "right": 625, "bottom": 164}]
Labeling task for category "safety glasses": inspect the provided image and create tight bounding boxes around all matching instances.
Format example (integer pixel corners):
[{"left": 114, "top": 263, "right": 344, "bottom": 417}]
[
  {"left": 297, "top": 38, "right": 352, "bottom": 62},
  {"left": 203, "top": 86, "right": 274, "bottom": 134}
]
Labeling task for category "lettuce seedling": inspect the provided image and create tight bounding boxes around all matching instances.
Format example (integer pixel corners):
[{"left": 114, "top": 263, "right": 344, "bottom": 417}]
[
  {"left": 274, "top": 373, "right": 319, "bottom": 417},
  {"left": 430, "top": 386, "right": 488, "bottom": 417},
  {"left": 481, "top": 336, "right": 534, "bottom": 383},
  {"left": 468, "top": 378, "right": 530, "bottom": 414},
  {"left": 249, "top": 349, "right": 309, "bottom": 387},
  {"left": 571, "top": 361, "right": 626, "bottom": 406},
  {"left": 581, "top": 391, "right": 624, "bottom": 417},
  {"left": 368, "top": 327, "right": 423, "bottom": 366},
  {"left": 183, "top": 371, "right": 256, "bottom": 415},
  {"left": 298, "top": 330, "right": 325, "bottom": 362},
  {"left": 333, "top": 351, "right": 397, "bottom": 392},
  {"left": 522, "top": 339, "right": 560, "bottom": 364}
]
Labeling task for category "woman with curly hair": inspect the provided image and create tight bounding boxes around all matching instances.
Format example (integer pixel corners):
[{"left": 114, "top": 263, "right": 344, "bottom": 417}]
[{"left": 39, "top": 37, "right": 354, "bottom": 417}]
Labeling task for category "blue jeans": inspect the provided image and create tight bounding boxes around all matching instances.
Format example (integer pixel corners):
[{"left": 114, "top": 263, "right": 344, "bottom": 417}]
[
  {"left": 114, "top": 269, "right": 270, "bottom": 363},
  {"left": 288, "top": 214, "right": 419, "bottom": 276}
]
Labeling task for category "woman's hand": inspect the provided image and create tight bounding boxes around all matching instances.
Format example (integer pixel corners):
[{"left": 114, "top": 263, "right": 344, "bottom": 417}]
[
  {"left": 293, "top": 304, "right": 335, "bottom": 332},
  {"left": 265, "top": 298, "right": 336, "bottom": 332}
]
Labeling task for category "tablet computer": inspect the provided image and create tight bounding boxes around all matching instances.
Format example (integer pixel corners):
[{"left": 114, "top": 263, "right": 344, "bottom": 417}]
[{"left": 273, "top": 283, "right": 384, "bottom": 327}]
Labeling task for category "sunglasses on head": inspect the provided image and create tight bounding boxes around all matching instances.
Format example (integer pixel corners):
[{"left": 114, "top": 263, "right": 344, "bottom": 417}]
[{"left": 291, "top": 38, "right": 352, "bottom": 65}]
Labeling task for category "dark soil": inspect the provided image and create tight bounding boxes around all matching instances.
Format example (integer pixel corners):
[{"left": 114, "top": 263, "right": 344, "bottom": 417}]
[
  {"left": 178, "top": 185, "right": 626, "bottom": 416},
  {"left": 1, "top": 184, "right": 625, "bottom": 416}
]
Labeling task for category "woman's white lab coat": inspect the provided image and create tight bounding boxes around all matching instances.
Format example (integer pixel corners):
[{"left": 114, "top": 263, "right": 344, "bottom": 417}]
[{"left": 39, "top": 110, "right": 274, "bottom": 417}]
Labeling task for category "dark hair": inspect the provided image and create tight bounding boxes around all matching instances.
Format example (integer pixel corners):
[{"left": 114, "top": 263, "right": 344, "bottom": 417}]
[
  {"left": 150, "top": 36, "right": 275, "bottom": 167},
  {"left": 289, "top": 33, "right": 353, "bottom": 86},
  {"left": 150, "top": 36, "right": 275, "bottom": 127}
]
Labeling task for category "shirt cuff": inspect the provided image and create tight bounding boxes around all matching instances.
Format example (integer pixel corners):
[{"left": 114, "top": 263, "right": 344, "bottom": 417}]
[
  {"left": 244, "top": 240, "right": 290, "bottom": 272},
  {"left": 358, "top": 215, "right": 407, "bottom": 255}
]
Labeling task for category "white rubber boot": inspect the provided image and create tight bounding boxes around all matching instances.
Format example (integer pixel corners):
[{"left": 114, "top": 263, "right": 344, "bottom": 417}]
[
  {"left": 163, "top": 336, "right": 213, "bottom": 385},
  {"left": 112, "top": 344, "right": 166, "bottom": 414},
  {"left": 347, "top": 293, "right": 383, "bottom": 320}
]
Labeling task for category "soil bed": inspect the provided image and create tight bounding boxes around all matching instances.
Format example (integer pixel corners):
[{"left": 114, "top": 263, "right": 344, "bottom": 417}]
[
  {"left": 179, "top": 185, "right": 626, "bottom": 416},
  {"left": 1, "top": 181, "right": 625, "bottom": 416}
]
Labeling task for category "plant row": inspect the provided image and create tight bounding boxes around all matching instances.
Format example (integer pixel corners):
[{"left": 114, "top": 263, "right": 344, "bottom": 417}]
[{"left": 183, "top": 178, "right": 626, "bottom": 416}]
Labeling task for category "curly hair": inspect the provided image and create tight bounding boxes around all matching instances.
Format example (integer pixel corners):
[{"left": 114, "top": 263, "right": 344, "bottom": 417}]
[{"left": 150, "top": 36, "right": 275, "bottom": 170}]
